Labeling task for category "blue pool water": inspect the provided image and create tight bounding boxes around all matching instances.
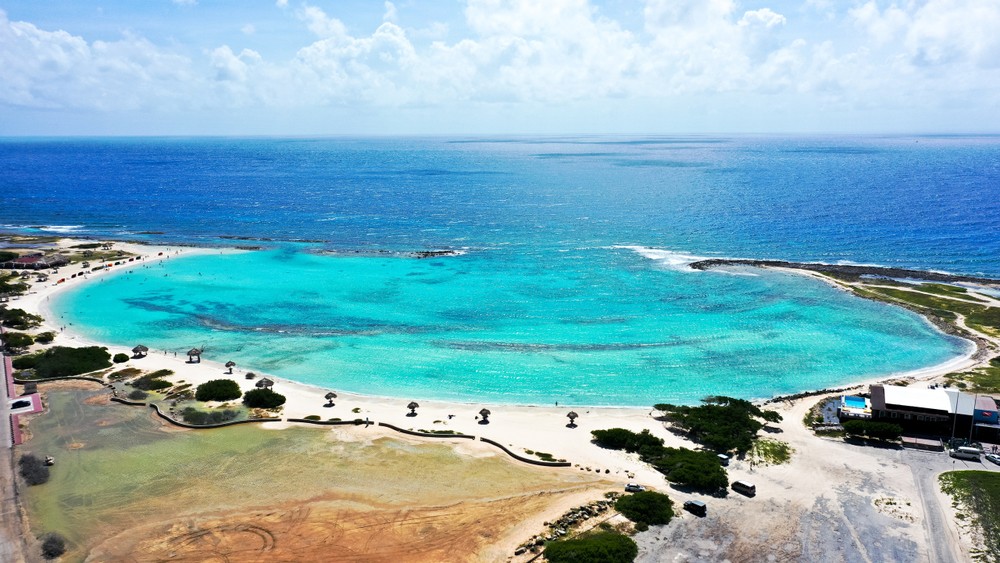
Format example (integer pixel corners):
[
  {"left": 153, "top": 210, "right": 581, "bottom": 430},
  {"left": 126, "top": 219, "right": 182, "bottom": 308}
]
[
  {"left": 844, "top": 396, "right": 868, "bottom": 409},
  {"left": 3, "top": 135, "right": 994, "bottom": 406}
]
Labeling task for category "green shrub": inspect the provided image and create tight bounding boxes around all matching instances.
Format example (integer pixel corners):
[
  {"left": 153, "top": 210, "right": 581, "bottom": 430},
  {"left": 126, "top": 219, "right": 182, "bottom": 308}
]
[
  {"left": 126, "top": 389, "right": 148, "bottom": 401},
  {"left": 304, "top": 415, "right": 321, "bottom": 421},
  {"left": 0, "top": 307, "right": 43, "bottom": 329},
  {"left": 653, "top": 396, "right": 782, "bottom": 454},
  {"left": 544, "top": 531, "right": 638, "bottom": 563},
  {"left": 181, "top": 407, "right": 238, "bottom": 425},
  {"left": 0, "top": 250, "right": 17, "bottom": 262},
  {"left": 591, "top": 428, "right": 664, "bottom": 453},
  {"left": 26, "top": 346, "right": 112, "bottom": 378},
  {"left": 132, "top": 374, "right": 172, "bottom": 391},
  {"left": 34, "top": 331, "right": 56, "bottom": 344},
  {"left": 12, "top": 353, "right": 40, "bottom": 370},
  {"left": 18, "top": 454, "right": 50, "bottom": 486},
  {"left": 243, "top": 389, "right": 286, "bottom": 409},
  {"left": 649, "top": 448, "right": 729, "bottom": 491},
  {"left": 195, "top": 379, "right": 242, "bottom": 402},
  {"left": 843, "top": 420, "right": 902, "bottom": 441},
  {"left": 1, "top": 331, "right": 33, "bottom": 352},
  {"left": 616, "top": 491, "right": 674, "bottom": 526},
  {"left": 112, "top": 353, "right": 130, "bottom": 363},
  {"left": 40, "top": 532, "right": 67, "bottom": 560}
]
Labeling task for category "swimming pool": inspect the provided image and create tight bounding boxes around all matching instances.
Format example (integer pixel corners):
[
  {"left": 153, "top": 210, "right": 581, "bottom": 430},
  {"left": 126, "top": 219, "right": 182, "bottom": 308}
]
[{"left": 843, "top": 396, "right": 867, "bottom": 409}]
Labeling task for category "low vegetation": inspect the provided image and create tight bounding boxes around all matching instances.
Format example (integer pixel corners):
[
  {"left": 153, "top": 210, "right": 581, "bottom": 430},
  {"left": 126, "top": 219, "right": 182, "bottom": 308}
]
[
  {"left": 40, "top": 532, "right": 67, "bottom": 560},
  {"left": 180, "top": 407, "right": 239, "bottom": 425},
  {"left": 843, "top": 420, "right": 903, "bottom": 441},
  {"left": 940, "top": 471, "right": 1000, "bottom": 563},
  {"left": 615, "top": 491, "right": 674, "bottom": 529},
  {"left": 856, "top": 285, "right": 1000, "bottom": 337},
  {"left": 18, "top": 454, "right": 50, "bottom": 486},
  {"left": 653, "top": 396, "right": 782, "bottom": 454},
  {"left": 592, "top": 428, "right": 728, "bottom": 492},
  {"left": 946, "top": 357, "right": 1000, "bottom": 394},
  {"left": 34, "top": 331, "right": 56, "bottom": 344},
  {"left": 108, "top": 367, "right": 142, "bottom": 381},
  {"left": 13, "top": 346, "right": 112, "bottom": 378},
  {"left": 543, "top": 530, "right": 638, "bottom": 563},
  {"left": 195, "top": 379, "right": 242, "bottom": 402},
  {"left": 112, "top": 352, "right": 130, "bottom": 363},
  {"left": 130, "top": 371, "right": 173, "bottom": 391},
  {"left": 126, "top": 389, "right": 149, "bottom": 401},
  {"left": 748, "top": 437, "right": 793, "bottom": 465},
  {"left": 243, "top": 388, "right": 286, "bottom": 409}
]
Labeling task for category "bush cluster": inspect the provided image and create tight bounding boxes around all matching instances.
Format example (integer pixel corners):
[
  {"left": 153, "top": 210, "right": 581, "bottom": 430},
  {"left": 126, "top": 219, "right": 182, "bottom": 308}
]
[
  {"left": 131, "top": 372, "right": 172, "bottom": 391},
  {"left": 195, "top": 379, "right": 242, "bottom": 402},
  {"left": 112, "top": 353, "right": 130, "bottom": 363},
  {"left": 18, "top": 454, "right": 50, "bottom": 486},
  {"left": 16, "top": 346, "right": 112, "bottom": 378},
  {"left": 653, "top": 396, "right": 782, "bottom": 454},
  {"left": 1, "top": 331, "right": 33, "bottom": 352},
  {"left": 181, "top": 407, "right": 238, "bottom": 425},
  {"left": 843, "top": 420, "right": 903, "bottom": 441},
  {"left": 126, "top": 389, "right": 149, "bottom": 401},
  {"left": 615, "top": 491, "right": 674, "bottom": 527},
  {"left": 243, "top": 388, "right": 286, "bottom": 409},
  {"left": 591, "top": 428, "right": 728, "bottom": 492},
  {"left": 34, "top": 331, "right": 56, "bottom": 344},
  {"left": 0, "top": 306, "right": 43, "bottom": 329},
  {"left": 40, "top": 532, "right": 67, "bottom": 560},
  {"left": 0, "top": 275, "right": 29, "bottom": 297},
  {"left": 543, "top": 531, "right": 638, "bottom": 563}
]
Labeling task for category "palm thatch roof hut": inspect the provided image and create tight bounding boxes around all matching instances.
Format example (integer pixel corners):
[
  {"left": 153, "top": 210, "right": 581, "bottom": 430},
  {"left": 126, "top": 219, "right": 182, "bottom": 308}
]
[
  {"left": 406, "top": 401, "right": 419, "bottom": 416},
  {"left": 131, "top": 345, "right": 149, "bottom": 358},
  {"left": 225, "top": 360, "right": 236, "bottom": 374},
  {"left": 255, "top": 378, "right": 274, "bottom": 390},
  {"left": 325, "top": 391, "right": 337, "bottom": 406},
  {"left": 187, "top": 348, "right": 202, "bottom": 363}
]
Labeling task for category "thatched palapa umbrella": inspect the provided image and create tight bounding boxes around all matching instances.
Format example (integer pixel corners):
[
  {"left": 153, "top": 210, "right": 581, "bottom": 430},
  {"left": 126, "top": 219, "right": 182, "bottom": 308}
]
[
  {"left": 256, "top": 378, "right": 274, "bottom": 390},
  {"left": 225, "top": 360, "right": 236, "bottom": 374},
  {"left": 131, "top": 345, "right": 148, "bottom": 358},
  {"left": 324, "top": 391, "right": 337, "bottom": 407},
  {"left": 566, "top": 411, "right": 579, "bottom": 428},
  {"left": 478, "top": 408, "right": 491, "bottom": 424},
  {"left": 187, "top": 348, "right": 202, "bottom": 363},
  {"left": 406, "top": 401, "right": 419, "bottom": 416}
]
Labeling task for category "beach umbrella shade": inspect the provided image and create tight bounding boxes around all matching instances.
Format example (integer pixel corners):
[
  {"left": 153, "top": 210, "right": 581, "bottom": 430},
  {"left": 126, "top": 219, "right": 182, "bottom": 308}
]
[
  {"left": 225, "top": 360, "right": 236, "bottom": 374},
  {"left": 478, "top": 408, "right": 491, "bottom": 424},
  {"left": 256, "top": 378, "right": 274, "bottom": 390},
  {"left": 407, "top": 401, "right": 419, "bottom": 416},
  {"left": 325, "top": 391, "right": 337, "bottom": 406},
  {"left": 187, "top": 348, "right": 202, "bottom": 363},
  {"left": 567, "top": 411, "right": 579, "bottom": 427},
  {"left": 131, "top": 345, "right": 148, "bottom": 358}
]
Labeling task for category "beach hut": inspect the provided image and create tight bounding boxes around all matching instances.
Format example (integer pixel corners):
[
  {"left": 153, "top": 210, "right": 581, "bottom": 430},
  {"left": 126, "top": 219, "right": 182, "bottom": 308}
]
[
  {"left": 478, "top": 408, "right": 491, "bottom": 424},
  {"left": 256, "top": 378, "right": 274, "bottom": 390},
  {"left": 131, "top": 345, "right": 149, "bottom": 358},
  {"left": 406, "top": 401, "right": 419, "bottom": 416},
  {"left": 567, "top": 411, "right": 579, "bottom": 428},
  {"left": 324, "top": 391, "right": 337, "bottom": 407},
  {"left": 225, "top": 360, "right": 236, "bottom": 374},
  {"left": 187, "top": 348, "right": 202, "bottom": 363}
]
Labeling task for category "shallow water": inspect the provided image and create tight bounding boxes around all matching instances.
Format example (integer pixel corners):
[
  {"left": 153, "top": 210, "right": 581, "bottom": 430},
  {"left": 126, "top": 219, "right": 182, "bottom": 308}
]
[{"left": 52, "top": 246, "right": 968, "bottom": 406}]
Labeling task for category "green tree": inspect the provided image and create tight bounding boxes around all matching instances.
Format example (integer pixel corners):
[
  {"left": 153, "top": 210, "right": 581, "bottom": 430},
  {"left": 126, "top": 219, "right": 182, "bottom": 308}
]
[
  {"left": 195, "top": 379, "right": 242, "bottom": 402},
  {"left": 616, "top": 491, "right": 674, "bottom": 526},
  {"left": 1, "top": 331, "right": 33, "bottom": 353},
  {"left": 654, "top": 396, "right": 782, "bottom": 454},
  {"left": 544, "top": 531, "right": 638, "bottom": 563},
  {"left": 22, "top": 346, "right": 111, "bottom": 378},
  {"left": 112, "top": 353, "right": 130, "bottom": 363},
  {"left": 243, "top": 388, "right": 286, "bottom": 409}
]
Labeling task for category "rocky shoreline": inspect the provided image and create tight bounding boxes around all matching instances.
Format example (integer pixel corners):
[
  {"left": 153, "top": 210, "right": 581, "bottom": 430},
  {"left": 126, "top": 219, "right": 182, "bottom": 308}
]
[{"left": 689, "top": 259, "right": 1000, "bottom": 288}]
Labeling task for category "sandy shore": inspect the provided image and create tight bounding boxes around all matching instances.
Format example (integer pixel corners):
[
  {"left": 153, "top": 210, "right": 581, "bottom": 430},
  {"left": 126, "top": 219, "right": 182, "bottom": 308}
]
[{"left": 8, "top": 238, "right": 989, "bottom": 482}]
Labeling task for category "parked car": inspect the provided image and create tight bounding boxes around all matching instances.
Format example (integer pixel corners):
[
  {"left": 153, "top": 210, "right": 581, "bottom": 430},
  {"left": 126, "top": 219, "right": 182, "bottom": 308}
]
[
  {"left": 683, "top": 500, "right": 707, "bottom": 516},
  {"left": 717, "top": 453, "right": 730, "bottom": 466},
  {"left": 986, "top": 453, "right": 1000, "bottom": 466},
  {"left": 732, "top": 480, "right": 757, "bottom": 496},
  {"left": 624, "top": 483, "right": 646, "bottom": 493}
]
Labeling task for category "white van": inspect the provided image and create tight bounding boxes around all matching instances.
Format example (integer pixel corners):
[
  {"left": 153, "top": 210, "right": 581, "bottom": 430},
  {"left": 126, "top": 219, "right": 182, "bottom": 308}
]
[
  {"left": 732, "top": 480, "right": 756, "bottom": 496},
  {"left": 950, "top": 447, "right": 982, "bottom": 461}
]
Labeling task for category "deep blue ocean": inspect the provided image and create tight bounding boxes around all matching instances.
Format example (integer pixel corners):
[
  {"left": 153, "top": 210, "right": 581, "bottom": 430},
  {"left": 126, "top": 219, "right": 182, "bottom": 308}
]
[{"left": 2, "top": 135, "right": 998, "bottom": 405}]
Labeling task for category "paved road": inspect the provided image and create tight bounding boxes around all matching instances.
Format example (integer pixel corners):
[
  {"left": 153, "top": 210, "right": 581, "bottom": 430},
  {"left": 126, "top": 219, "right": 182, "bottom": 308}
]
[{"left": 0, "top": 351, "right": 28, "bottom": 563}]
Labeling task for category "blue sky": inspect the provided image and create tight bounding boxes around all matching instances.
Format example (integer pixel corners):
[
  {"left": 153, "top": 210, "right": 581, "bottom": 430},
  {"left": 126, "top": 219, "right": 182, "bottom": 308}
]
[{"left": 1, "top": 0, "right": 998, "bottom": 135}]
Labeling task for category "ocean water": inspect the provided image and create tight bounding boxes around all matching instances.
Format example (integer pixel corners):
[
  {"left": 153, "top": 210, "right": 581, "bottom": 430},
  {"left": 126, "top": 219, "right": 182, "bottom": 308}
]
[{"left": 4, "top": 135, "right": 997, "bottom": 405}]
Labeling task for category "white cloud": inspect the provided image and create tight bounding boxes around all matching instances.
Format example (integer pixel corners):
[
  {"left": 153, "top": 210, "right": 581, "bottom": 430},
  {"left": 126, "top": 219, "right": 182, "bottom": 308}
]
[
  {"left": 241, "top": 23, "right": 256, "bottom": 36},
  {"left": 275, "top": 0, "right": 288, "bottom": 7},
  {"left": 2, "top": 1, "right": 1000, "bottom": 132},
  {"left": 383, "top": 1, "right": 398, "bottom": 23}
]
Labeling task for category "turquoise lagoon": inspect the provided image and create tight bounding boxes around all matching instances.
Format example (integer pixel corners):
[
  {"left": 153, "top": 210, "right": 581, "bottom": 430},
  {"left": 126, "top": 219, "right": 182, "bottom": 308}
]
[{"left": 52, "top": 245, "right": 969, "bottom": 407}]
